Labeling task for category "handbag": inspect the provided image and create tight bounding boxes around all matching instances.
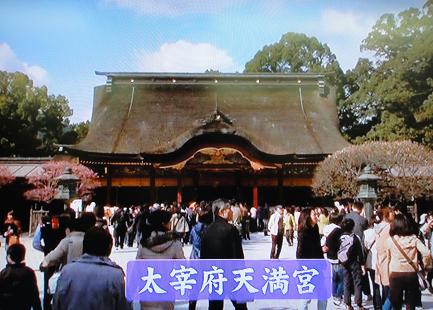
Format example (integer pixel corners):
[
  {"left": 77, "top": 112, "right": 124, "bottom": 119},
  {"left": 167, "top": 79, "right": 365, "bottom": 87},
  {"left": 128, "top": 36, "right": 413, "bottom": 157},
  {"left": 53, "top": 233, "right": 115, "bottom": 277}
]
[{"left": 391, "top": 236, "right": 430, "bottom": 291}]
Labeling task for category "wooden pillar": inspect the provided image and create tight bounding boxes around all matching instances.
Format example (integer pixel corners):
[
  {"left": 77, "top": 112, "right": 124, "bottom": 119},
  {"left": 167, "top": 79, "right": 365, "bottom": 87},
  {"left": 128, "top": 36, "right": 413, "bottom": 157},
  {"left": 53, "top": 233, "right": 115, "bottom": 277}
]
[
  {"left": 278, "top": 169, "right": 283, "bottom": 205},
  {"left": 106, "top": 166, "right": 112, "bottom": 206},
  {"left": 177, "top": 171, "right": 183, "bottom": 206},
  {"left": 253, "top": 174, "right": 258, "bottom": 209},
  {"left": 150, "top": 168, "right": 156, "bottom": 203}
]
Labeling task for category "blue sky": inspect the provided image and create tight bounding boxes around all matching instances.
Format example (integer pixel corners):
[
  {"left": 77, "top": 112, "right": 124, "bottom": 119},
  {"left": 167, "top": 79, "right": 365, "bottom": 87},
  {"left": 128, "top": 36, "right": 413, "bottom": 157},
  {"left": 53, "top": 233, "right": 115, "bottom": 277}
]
[{"left": 0, "top": 0, "right": 424, "bottom": 123}]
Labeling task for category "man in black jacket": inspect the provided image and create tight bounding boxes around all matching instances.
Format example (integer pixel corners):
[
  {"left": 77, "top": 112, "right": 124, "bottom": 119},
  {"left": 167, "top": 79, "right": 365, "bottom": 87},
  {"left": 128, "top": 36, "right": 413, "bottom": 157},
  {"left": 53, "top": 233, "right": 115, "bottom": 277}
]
[
  {"left": 201, "top": 199, "right": 246, "bottom": 310},
  {"left": 0, "top": 244, "right": 42, "bottom": 310},
  {"left": 344, "top": 201, "right": 368, "bottom": 241}
]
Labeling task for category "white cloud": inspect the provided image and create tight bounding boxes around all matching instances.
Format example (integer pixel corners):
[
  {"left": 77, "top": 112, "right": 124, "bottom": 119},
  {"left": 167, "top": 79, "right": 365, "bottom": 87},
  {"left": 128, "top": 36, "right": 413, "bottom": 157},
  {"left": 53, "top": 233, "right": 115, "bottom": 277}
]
[
  {"left": 105, "top": 0, "right": 245, "bottom": 16},
  {"left": 321, "top": 9, "right": 375, "bottom": 39},
  {"left": 318, "top": 9, "right": 377, "bottom": 71},
  {"left": 0, "top": 43, "right": 48, "bottom": 86},
  {"left": 136, "top": 40, "right": 237, "bottom": 72}
]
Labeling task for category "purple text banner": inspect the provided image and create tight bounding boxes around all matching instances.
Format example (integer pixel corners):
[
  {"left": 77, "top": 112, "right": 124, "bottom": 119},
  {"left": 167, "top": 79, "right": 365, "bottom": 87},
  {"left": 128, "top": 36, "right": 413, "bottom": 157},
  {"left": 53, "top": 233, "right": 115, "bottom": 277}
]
[{"left": 126, "top": 259, "right": 331, "bottom": 302}]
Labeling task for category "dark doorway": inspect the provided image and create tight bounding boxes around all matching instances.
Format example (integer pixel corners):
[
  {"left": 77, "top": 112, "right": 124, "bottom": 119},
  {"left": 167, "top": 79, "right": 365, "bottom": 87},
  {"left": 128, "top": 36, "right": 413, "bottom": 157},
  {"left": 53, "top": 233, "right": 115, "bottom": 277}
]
[{"left": 196, "top": 186, "right": 237, "bottom": 202}]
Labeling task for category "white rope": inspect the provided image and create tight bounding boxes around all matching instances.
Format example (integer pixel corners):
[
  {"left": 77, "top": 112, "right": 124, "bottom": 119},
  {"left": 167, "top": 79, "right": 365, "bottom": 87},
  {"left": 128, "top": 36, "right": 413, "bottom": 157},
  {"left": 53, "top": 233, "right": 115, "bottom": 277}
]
[{"left": 127, "top": 86, "right": 135, "bottom": 117}]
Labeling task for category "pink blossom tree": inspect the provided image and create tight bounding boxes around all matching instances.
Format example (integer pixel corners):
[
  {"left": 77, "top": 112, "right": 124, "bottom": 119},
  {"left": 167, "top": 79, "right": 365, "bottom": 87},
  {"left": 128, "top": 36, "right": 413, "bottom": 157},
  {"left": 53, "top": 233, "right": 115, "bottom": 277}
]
[
  {"left": 24, "top": 161, "right": 99, "bottom": 202},
  {"left": 0, "top": 165, "right": 15, "bottom": 187},
  {"left": 312, "top": 141, "right": 433, "bottom": 200}
]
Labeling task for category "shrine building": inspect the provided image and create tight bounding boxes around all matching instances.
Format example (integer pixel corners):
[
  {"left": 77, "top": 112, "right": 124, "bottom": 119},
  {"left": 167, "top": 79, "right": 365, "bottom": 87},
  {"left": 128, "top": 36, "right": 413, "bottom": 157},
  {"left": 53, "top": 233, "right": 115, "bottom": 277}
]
[{"left": 64, "top": 72, "right": 349, "bottom": 207}]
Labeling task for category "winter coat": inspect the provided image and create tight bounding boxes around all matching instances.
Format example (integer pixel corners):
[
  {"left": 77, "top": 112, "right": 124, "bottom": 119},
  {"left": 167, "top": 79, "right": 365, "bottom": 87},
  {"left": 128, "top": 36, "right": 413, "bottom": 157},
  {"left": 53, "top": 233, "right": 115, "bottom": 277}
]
[
  {"left": 53, "top": 254, "right": 129, "bottom": 310},
  {"left": 324, "top": 225, "right": 343, "bottom": 263},
  {"left": 375, "top": 222, "right": 391, "bottom": 286},
  {"left": 136, "top": 231, "right": 185, "bottom": 260},
  {"left": 364, "top": 227, "right": 377, "bottom": 270},
  {"left": 136, "top": 231, "right": 185, "bottom": 310},
  {"left": 0, "top": 263, "right": 42, "bottom": 310},
  {"left": 189, "top": 222, "right": 207, "bottom": 259},
  {"left": 201, "top": 216, "right": 244, "bottom": 259},
  {"left": 386, "top": 235, "right": 432, "bottom": 273},
  {"left": 296, "top": 224, "right": 324, "bottom": 259},
  {"left": 42, "top": 231, "right": 85, "bottom": 267}
]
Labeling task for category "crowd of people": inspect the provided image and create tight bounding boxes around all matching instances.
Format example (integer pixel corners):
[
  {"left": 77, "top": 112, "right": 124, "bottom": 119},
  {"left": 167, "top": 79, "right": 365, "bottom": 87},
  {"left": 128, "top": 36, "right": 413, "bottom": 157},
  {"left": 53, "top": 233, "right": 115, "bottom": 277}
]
[
  {"left": 293, "top": 201, "right": 433, "bottom": 310},
  {"left": 0, "top": 198, "right": 432, "bottom": 310}
]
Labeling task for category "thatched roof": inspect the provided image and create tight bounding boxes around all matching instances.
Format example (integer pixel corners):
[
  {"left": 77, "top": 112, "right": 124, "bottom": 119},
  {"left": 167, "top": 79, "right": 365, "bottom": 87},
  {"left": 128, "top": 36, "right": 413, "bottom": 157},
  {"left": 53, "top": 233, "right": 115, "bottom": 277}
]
[{"left": 67, "top": 73, "right": 349, "bottom": 158}]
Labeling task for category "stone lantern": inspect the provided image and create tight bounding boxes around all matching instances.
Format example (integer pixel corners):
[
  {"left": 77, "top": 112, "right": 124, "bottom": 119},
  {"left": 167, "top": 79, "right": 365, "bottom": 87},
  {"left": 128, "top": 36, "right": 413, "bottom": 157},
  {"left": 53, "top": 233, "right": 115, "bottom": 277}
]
[
  {"left": 55, "top": 167, "right": 79, "bottom": 200},
  {"left": 356, "top": 165, "right": 380, "bottom": 220}
]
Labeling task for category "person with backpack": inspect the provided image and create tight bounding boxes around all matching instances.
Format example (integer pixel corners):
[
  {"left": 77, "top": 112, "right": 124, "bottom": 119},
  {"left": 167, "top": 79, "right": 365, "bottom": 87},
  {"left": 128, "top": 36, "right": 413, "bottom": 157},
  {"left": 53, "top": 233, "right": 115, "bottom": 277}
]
[
  {"left": 339, "top": 218, "right": 365, "bottom": 310},
  {"left": 171, "top": 206, "right": 190, "bottom": 245},
  {"left": 344, "top": 201, "right": 370, "bottom": 300}
]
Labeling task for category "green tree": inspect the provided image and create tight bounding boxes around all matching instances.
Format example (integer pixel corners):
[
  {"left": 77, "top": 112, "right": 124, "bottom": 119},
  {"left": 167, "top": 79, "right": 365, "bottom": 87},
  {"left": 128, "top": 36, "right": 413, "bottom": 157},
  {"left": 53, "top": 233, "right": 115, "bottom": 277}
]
[
  {"left": 0, "top": 71, "right": 84, "bottom": 156},
  {"left": 244, "top": 32, "right": 345, "bottom": 98},
  {"left": 60, "top": 121, "right": 90, "bottom": 145},
  {"left": 342, "top": 2, "right": 433, "bottom": 147},
  {"left": 339, "top": 58, "right": 380, "bottom": 139}
]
